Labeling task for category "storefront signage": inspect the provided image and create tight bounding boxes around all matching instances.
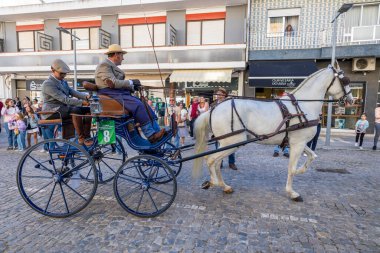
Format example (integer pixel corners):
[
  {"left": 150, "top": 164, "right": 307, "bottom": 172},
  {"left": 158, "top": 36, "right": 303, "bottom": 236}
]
[
  {"left": 271, "top": 78, "right": 298, "bottom": 88},
  {"left": 26, "top": 80, "right": 44, "bottom": 91}
]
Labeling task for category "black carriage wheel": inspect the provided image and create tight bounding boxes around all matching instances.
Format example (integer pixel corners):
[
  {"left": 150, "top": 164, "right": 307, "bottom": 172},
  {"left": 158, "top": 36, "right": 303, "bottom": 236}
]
[
  {"left": 80, "top": 136, "right": 126, "bottom": 184},
  {"left": 113, "top": 155, "right": 177, "bottom": 218},
  {"left": 16, "top": 139, "right": 98, "bottom": 218}
]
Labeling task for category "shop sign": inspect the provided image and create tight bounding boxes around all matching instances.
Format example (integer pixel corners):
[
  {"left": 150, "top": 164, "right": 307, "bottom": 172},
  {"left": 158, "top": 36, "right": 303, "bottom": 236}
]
[
  {"left": 271, "top": 78, "right": 297, "bottom": 88},
  {"left": 26, "top": 80, "right": 44, "bottom": 91}
]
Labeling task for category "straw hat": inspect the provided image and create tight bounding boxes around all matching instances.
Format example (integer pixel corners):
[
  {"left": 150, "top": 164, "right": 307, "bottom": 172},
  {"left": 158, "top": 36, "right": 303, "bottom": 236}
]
[
  {"left": 51, "top": 59, "right": 70, "bottom": 73},
  {"left": 104, "top": 44, "right": 127, "bottom": 55},
  {"left": 216, "top": 87, "right": 228, "bottom": 96}
]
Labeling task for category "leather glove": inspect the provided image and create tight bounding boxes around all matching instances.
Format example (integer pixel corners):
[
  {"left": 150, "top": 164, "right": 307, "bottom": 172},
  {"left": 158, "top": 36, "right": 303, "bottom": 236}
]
[{"left": 131, "top": 79, "right": 142, "bottom": 91}]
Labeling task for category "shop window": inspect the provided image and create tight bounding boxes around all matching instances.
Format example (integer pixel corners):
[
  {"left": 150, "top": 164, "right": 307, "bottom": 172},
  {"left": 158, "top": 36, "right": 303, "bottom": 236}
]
[
  {"left": 322, "top": 82, "right": 365, "bottom": 129},
  {"left": 120, "top": 23, "right": 166, "bottom": 48},
  {"left": 18, "top": 31, "right": 37, "bottom": 52},
  {"left": 186, "top": 20, "right": 225, "bottom": 45},
  {"left": 60, "top": 27, "right": 99, "bottom": 50},
  {"left": 267, "top": 8, "right": 300, "bottom": 37}
]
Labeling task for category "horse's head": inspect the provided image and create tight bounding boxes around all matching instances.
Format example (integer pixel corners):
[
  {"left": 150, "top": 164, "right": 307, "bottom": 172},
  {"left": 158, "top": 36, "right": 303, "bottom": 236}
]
[{"left": 326, "top": 65, "right": 354, "bottom": 105}]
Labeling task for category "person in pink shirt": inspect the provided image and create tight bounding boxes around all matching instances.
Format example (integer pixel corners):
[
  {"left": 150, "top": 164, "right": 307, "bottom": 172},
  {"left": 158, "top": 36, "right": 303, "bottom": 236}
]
[{"left": 189, "top": 97, "right": 199, "bottom": 138}]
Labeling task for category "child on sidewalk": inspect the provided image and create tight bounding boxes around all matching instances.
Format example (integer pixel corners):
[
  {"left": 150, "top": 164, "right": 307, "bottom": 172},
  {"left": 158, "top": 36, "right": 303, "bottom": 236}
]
[
  {"left": 355, "top": 113, "right": 369, "bottom": 149},
  {"left": 15, "top": 112, "right": 27, "bottom": 151}
]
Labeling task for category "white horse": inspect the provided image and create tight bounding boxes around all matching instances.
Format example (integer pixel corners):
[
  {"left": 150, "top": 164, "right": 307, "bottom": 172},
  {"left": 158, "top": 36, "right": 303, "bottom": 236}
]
[{"left": 193, "top": 66, "right": 353, "bottom": 201}]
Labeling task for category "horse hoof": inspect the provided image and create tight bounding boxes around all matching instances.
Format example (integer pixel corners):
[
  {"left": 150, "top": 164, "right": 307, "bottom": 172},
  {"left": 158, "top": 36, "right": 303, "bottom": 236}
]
[
  {"left": 223, "top": 188, "right": 234, "bottom": 194},
  {"left": 201, "top": 181, "right": 211, "bottom": 190},
  {"left": 292, "top": 196, "right": 303, "bottom": 202}
]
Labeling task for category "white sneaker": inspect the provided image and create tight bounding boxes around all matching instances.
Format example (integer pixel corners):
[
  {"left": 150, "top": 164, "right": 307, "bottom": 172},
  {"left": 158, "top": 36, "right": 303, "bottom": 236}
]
[
  {"left": 303, "top": 153, "right": 307, "bottom": 157},
  {"left": 354, "top": 143, "right": 358, "bottom": 147},
  {"left": 359, "top": 146, "right": 363, "bottom": 150}
]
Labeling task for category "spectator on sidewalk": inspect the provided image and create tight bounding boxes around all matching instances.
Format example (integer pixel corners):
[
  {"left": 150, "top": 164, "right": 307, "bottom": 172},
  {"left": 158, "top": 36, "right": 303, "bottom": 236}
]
[
  {"left": 14, "top": 97, "right": 22, "bottom": 111},
  {"left": 189, "top": 97, "right": 199, "bottom": 138},
  {"left": 355, "top": 113, "right": 369, "bottom": 150},
  {"left": 305, "top": 113, "right": 322, "bottom": 156},
  {"left": 0, "top": 99, "right": 4, "bottom": 133},
  {"left": 165, "top": 97, "right": 180, "bottom": 148},
  {"left": 177, "top": 102, "right": 189, "bottom": 147},
  {"left": 15, "top": 112, "right": 27, "bottom": 151},
  {"left": 25, "top": 105, "right": 39, "bottom": 148},
  {"left": 373, "top": 105, "right": 380, "bottom": 150},
  {"left": 1, "top": 98, "right": 20, "bottom": 150}
]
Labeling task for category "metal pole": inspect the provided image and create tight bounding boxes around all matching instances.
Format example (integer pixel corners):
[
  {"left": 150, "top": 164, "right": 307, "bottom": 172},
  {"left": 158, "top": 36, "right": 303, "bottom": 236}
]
[
  {"left": 73, "top": 30, "right": 77, "bottom": 91},
  {"left": 325, "top": 12, "right": 340, "bottom": 146}
]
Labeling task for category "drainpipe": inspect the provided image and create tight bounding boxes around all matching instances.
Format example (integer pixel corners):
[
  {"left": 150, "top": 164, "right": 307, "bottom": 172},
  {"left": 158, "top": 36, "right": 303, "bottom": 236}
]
[{"left": 245, "top": 0, "right": 252, "bottom": 97}]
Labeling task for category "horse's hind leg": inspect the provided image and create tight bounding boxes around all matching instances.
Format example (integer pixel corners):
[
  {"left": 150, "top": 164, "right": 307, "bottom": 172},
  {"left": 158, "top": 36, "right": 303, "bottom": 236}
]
[
  {"left": 214, "top": 149, "right": 236, "bottom": 194},
  {"left": 286, "top": 143, "right": 305, "bottom": 201},
  {"left": 205, "top": 153, "right": 220, "bottom": 186},
  {"left": 295, "top": 146, "right": 317, "bottom": 175}
]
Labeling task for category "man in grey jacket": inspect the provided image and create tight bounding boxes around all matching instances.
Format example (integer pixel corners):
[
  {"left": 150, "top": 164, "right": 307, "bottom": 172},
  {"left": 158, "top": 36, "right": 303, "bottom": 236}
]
[
  {"left": 95, "top": 44, "right": 166, "bottom": 143},
  {"left": 42, "top": 59, "right": 92, "bottom": 145}
]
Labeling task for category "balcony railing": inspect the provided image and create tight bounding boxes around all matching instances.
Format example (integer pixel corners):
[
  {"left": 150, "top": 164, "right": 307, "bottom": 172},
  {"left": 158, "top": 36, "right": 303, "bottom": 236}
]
[{"left": 251, "top": 26, "right": 380, "bottom": 50}]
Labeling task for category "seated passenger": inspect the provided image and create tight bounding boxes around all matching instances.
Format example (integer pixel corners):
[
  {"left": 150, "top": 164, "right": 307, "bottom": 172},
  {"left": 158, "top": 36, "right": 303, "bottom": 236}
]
[
  {"left": 95, "top": 44, "right": 166, "bottom": 143},
  {"left": 41, "top": 59, "right": 92, "bottom": 146}
]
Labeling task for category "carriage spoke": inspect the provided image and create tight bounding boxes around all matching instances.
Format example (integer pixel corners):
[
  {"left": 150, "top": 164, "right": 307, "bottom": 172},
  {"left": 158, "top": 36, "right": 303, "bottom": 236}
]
[
  {"left": 59, "top": 182, "right": 70, "bottom": 213},
  {"left": 146, "top": 189, "right": 159, "bottom": 212},
  {"left": 27, "top": 155, "right": 54, "bottom": 175},
  {"left": 118, "top": 174, "right": 142, "bottom": 185},
  {"left": 100, "top": 160, "right": 117, "bottom": 174},
  {"left": 62, "top": 181, "right": 88, "bottom": 202},
  {"left": 28, "top": 181, "right": 54, "bottom": 198},
  {"left": 120, "top": 185, "right": 141, "bottom": 200},
  {"left": 61, "top": 160, "right": 90, "bottom": 177},
  {"left": 148, "top": 186, "right": 173, "bottom": 197},
  {"left": 136, "top": 190, "right": 145, "bottom": 212},
  {"left": 22, "top": 175, "right": 52, "bottom": 179},
  {"left": 44, "top": 182, "right": 57, "bottom": 213}
]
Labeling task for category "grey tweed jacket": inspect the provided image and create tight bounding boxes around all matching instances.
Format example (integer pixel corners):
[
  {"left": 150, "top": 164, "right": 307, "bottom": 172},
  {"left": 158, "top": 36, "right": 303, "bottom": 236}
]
[
  {"left": 41, "top": 75, "right": 87, "bottom": 114},
  {"left": 95, "top": 59, "right": 134, "bottom": 91}
]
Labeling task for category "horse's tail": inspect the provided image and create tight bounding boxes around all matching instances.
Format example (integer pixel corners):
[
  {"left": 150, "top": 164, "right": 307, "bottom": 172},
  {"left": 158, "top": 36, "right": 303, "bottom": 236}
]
[{"left": 192, "top": 111, "right": 211, "bottom": 178}]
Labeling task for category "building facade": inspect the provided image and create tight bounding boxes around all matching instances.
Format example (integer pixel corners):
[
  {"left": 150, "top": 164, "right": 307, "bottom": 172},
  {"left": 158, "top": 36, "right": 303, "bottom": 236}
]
[
  {"left": 247, "top": 0, "right": 380, "bottom": 132},
  {"left": 0, "top": 0, "right": 247, "bottom": 105}
]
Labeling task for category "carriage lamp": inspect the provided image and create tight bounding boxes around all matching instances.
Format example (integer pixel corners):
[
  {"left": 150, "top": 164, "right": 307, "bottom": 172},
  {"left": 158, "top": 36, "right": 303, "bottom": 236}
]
[{"left": 90, "top": 95, "right": 103, "bottom": 114}]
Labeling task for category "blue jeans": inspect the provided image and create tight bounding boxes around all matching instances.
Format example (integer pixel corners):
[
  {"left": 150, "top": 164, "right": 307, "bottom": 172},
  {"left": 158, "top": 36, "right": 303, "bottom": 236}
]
[
  {"left": 17, "top": 131, "right": 26, "bottom": 150},
  {"left": 307, "top": 123, "right": 321, "bottom": 151},
  {"left": 4, "top": 123, "right": 17, "bottom": 148},
  {"left": 215, "top": 141, "right": 236, "bottom": 164},
  {"left": 140, "top": 120, "right": 161, "bottom": 138},
  {"left": 274, "top": 145, "right": 289, "bottom": 154},
  {"left": 41, "top": 125, "right": 55, "bottom": 150}
]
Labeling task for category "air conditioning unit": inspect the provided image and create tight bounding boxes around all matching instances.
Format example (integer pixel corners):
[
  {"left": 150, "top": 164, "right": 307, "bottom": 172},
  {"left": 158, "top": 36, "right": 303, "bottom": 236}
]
[{"left": 352, "top": 58, "right": 376, "bottom": 71}]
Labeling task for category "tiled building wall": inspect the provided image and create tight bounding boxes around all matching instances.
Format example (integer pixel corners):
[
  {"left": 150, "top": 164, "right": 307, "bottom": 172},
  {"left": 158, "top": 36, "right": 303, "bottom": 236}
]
[{"left": 249, "top": 0, "right": 377, "bottom": 50}]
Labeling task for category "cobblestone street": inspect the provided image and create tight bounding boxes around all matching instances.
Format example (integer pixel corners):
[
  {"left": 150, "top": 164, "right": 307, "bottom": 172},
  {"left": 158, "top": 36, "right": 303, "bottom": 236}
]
[{"left": 0, "top": 131, "right": 379, "bottom": 253}]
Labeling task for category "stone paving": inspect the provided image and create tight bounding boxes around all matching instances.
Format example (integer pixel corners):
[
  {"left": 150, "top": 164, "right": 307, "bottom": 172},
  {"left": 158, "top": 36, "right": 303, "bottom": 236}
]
[{"left": 0, "top": 130, "right": 379, "bottom": 253}]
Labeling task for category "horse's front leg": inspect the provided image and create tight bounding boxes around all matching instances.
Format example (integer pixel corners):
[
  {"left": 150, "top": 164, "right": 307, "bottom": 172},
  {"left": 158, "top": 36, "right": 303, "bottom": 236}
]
[
  {"left": 286, "top": 143, "right": 305, "bottom": 202},
  {"left": 295, "top": 146, "right": 317, "bottom": 175}
]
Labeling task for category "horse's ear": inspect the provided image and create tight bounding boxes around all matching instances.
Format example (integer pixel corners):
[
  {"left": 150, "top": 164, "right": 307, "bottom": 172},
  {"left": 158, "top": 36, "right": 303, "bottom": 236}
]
[{"left": 335, "top": 60, "right": 341, "bottom": 70}]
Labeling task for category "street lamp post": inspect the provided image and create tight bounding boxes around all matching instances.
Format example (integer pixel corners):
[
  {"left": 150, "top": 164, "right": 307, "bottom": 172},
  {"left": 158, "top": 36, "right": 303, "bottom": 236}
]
[
  {"left": 325, "top": 3, "right": 353, "bottom": 146},
  {"left": 56, "top": 27, "right": 80, "bottom": 90}
]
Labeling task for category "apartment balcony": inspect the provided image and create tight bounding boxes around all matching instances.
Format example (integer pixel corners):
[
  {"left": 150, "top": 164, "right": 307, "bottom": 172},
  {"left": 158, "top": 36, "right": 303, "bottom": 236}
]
[
  {"left": 249, "top": 27, "right": 380, "bottom": 60},
  {"left": 0, "top": 44, "right": 246, "bottom": 74},
  {"left": 250, "top": 26, "right": 380, "bottom": 51}
]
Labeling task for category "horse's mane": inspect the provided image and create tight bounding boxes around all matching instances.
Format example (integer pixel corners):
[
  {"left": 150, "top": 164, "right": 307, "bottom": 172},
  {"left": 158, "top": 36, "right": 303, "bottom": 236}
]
[{"left": 290, "top": 68, "right": 328, "bottom": 94}]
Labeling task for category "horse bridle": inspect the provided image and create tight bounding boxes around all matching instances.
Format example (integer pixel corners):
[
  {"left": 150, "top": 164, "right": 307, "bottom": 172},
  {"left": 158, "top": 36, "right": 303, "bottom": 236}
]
[{"left": 327, "top": 65, "right": 352, "bottom": 105}]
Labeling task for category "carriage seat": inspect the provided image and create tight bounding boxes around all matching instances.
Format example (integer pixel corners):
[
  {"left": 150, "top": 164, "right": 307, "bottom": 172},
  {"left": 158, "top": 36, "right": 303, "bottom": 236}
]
[
  {"left": 83, "top": 81, "right": 129, "bottom": 116},
  {"left": 36, "top": 111, "right": 75, "bottom": 139}
]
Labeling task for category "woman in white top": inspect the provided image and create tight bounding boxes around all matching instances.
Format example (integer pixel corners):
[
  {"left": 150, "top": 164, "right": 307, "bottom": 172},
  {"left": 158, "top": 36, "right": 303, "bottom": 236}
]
[
  {"left": 197, "top": 97, "right": 209, "bottom": 115},
  {"left": 177, "top": 103, "right": 189, "bottom": 146},
  {"left": 1, "top": 98, "right": 20, "bottom": 150}
]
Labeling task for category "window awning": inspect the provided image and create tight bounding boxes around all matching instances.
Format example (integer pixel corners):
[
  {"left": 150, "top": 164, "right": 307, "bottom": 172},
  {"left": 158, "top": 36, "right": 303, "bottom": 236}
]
[
  {"left": 170, "top": 69, "right": 233, "bottom": 83},
  {"left": 248, "top": 60, "right": 317, "bottom": 88}
]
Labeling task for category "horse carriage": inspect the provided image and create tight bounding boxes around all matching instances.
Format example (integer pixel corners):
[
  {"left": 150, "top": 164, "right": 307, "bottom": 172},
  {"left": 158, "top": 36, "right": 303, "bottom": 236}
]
[{"left": 16, "top": 65, "right": 353, "bottom": 218}]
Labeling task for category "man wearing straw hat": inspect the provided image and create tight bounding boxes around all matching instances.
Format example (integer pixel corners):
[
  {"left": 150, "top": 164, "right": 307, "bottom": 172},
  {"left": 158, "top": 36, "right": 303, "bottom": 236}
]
[{"left": 95, "top": 44, "right": 166, "bottom": 143}]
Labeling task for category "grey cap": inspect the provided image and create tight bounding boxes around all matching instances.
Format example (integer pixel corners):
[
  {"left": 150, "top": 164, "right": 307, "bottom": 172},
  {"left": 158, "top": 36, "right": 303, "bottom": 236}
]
[{"left": 51, "top": 59, "right": 70, "bottom": 73}]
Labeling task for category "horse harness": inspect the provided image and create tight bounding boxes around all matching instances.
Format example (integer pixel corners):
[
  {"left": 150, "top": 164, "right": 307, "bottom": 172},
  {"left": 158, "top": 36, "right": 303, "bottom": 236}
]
[{"left": 209, "top": 96, "right": 320, "bottom": 148}]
